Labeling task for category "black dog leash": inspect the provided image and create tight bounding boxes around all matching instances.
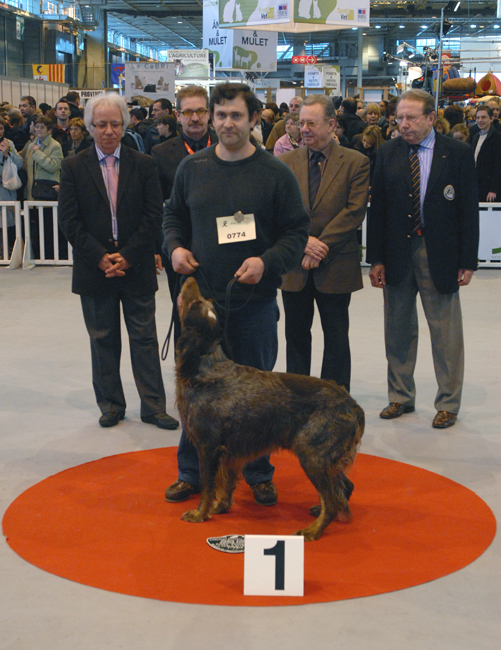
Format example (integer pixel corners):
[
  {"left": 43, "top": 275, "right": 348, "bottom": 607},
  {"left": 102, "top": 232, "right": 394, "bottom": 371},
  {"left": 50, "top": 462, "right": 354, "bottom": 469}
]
[{"left": 161, "top": 268, "right": 255, "bottom": 361}]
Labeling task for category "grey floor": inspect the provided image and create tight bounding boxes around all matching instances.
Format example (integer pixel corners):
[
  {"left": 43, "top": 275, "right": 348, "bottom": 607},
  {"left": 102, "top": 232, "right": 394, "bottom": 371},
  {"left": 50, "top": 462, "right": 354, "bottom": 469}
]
[{"left": 1, "top": 265, "right": 500, "bottom": 650}]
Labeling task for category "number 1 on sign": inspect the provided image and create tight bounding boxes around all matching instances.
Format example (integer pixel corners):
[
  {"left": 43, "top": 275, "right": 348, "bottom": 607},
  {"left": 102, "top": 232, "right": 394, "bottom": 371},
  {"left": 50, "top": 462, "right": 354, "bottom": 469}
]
[
  {"left": 264, "top": 540, "right": 285, "bottom": 590},
  {"left": 243, "top": 534, "right": 304, "bottom": 596}
]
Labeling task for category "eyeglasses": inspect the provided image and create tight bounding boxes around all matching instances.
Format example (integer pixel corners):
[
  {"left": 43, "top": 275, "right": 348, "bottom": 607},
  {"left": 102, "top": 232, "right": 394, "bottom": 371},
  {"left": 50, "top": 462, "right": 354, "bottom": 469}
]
[
  {"left": 298, "top": 120, "right": 325, "bottom": 129},
  {"left": 395, "top": 113, "right": 426, "bottom": 125},
  {"left": 92, "top": 121, "right": 123, "bottom": 131},
  {"left": 177, "top": 108, "right": 208, "bottom": 119}
]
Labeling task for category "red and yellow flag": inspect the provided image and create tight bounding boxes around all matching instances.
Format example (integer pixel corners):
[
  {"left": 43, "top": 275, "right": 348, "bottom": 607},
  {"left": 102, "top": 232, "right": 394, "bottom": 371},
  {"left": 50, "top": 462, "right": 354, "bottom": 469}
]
[{"left": 32, "top": 64, "right": 65, "bottom": 83}]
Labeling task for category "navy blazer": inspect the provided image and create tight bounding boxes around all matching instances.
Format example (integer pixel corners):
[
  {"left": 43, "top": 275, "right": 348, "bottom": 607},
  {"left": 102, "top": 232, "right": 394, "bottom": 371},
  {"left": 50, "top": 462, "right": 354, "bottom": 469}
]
[
  {"left": 367, "top": 132, "right": 479, "bottom": 294},
  {"left": 58, "top": 144, "right": 163, "bottom": 296},
  {"left": 470, "top": 126, "right": 501, "bottom": 201}
]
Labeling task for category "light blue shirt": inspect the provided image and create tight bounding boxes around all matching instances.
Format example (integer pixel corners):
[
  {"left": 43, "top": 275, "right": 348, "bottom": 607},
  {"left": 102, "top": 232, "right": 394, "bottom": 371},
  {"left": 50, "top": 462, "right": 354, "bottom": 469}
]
[{"left": 410, "top": 128, "right": 435, "bottom": 224}]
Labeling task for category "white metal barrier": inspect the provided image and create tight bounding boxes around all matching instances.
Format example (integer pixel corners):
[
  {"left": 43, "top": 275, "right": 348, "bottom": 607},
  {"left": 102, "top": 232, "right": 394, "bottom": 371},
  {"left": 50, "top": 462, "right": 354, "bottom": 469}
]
[
  {"left": 0, "top": 202, "right": 23, "bottom": 269},
  {"left": 22, "top": 201, "right": 73, "bottom": 268},
  {"left": 1, "top": 201, "right": 500, "bottom": 270},
  {"left": 0, "top": 200, "right": 73, "bottom": 269}
]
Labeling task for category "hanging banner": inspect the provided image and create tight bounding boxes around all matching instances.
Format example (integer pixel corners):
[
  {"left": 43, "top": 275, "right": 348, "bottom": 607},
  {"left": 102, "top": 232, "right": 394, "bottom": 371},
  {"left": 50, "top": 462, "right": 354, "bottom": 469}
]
[
  {"left": 166, "top": 50, "right": 210, "bottom": 78},
  {"left": 219, "top": 0, "right": 291, "bottom": 27},
  {"left": 204, "top": 0, "right": 233, "bottom": 69},
  {"left": 305, "top": 64, "right": 324, "bottom": 88},
  {"left": 323, "top": 64, "right": 340, "bottom": 90},
  {"left": 111, "top": 63, "right": 125, "bottom": 87},
  {"left": 230, "top": 30, "right": 277, "bottom": 70},
  {"left": 220, "top": 0, "right": 370, "bottom": 32},
  {"left": 204, "top": 0, "right": 277, "bottom": 71},
  {"left": 124, "top": 62, "right": 175, "bottom": 102},
  {"left": 32, "top": 64, "right": 65, "bottom": 83}
]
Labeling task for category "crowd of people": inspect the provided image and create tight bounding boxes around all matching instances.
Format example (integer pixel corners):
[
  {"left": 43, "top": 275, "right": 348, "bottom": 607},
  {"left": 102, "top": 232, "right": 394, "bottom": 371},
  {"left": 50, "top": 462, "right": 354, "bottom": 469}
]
[
  {"left": 0, "top": 84, "right": 485, "bottom": 506},
  {"left": 19, "top": 83, "right": 475, "bottom": 511}
]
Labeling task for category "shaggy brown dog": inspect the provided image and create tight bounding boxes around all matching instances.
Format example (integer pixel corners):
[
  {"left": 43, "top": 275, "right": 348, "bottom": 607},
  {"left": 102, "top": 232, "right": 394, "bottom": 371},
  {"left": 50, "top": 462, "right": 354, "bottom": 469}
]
[{"left": 174, "top": 277, "right": 365, "bottom": 541}]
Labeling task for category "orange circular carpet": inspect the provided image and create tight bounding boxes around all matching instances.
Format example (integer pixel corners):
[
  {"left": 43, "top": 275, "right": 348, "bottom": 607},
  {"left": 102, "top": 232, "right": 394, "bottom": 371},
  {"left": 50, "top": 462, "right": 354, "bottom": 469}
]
[{"left": 2, "top": 449, "right": 496, "bottom": 606}]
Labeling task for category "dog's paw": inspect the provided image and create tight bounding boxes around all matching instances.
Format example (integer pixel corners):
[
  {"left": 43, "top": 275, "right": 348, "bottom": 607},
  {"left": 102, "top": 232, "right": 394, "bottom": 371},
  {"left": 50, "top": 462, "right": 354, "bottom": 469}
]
[
  {"left": 181, "top": 509, "right": 210, "bottom": 523},
  {"left": 211, "top": 500, "right": 231, "bottom": 515},
  {"left": 294, "top": 527, "right": 322, "bottom": 542}
]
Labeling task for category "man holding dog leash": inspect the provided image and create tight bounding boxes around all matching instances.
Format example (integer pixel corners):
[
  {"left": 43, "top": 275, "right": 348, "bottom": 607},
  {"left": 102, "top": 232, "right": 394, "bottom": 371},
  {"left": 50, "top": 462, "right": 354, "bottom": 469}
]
[{"left": 162, "top": 82, "right": 309, "bottom": 507}]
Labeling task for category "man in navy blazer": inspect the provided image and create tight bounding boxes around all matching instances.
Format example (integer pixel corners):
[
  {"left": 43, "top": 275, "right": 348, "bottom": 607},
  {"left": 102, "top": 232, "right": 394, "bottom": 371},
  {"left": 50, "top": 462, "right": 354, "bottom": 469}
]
[
  {"left": 58, "top": 93, "right": 178, "bottom": 430},
  {"left": 367, "top": 89, "right": 479, "bottom": 429}
]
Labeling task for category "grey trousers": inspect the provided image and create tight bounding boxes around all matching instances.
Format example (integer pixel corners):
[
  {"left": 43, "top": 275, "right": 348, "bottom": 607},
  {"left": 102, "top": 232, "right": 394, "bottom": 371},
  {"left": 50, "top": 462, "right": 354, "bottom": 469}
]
[
  {"left": 383, "top": 237, "right": 464, "bottom": 414},
  {"left": 81, "top": 289, "right": 166, "bottom": 418}
]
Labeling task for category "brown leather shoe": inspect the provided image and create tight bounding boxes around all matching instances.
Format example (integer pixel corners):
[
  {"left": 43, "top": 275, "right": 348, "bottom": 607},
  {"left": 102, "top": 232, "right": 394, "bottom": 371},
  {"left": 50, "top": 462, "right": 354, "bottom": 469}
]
[
  {"left": 250, "top": 480, "right": 278, "bottom": 506},
  {"left": 164, "top": 480, "right": 200, "bottom": 503},
  {"left": 432, "top": 411, "right": 457, "bottom": 429},
  {"left": 380, "top": 402, "right": 415, "bottom": 419}
]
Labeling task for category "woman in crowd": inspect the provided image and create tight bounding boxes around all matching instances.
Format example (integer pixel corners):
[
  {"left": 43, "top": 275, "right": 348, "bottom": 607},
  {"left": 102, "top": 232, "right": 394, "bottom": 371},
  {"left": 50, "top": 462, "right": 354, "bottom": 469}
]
[
  {"left": 273, "top": 112, "right": 302, "bottom": 155},
  {"left": 382, "top": 103, "right": 398, "bottom": 140},
  {"left": 24, "top": 116, "right": 64, "bottom": 259},
  {"left": 62, "top": 117, "right": 92, "bottom": 157},
  {"left": 450, "top": 123, "right": 470, "bottom": 144},
  {"left": 156, "top": 115, "right": 178, "bottom": 145},
  {"left": 332, "top": 115, "right": 351, "bottom": 147},
  {"left": 363, "top": 103, "right": 381, "bottom": 126},
  {"left": 0, "top": 116, "right": 24, "bottom": 256},
  {"left": 359, "top": 125, "right": 384, "bottom": 184},
  {"left": 433, "top": 116, "right": 450, "bottom": 135}
]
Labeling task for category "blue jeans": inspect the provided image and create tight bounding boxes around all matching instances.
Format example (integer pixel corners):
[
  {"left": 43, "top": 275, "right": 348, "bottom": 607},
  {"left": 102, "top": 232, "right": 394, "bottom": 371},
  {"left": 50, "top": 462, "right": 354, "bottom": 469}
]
[{"left": 177, "top": 298, "right": 279, "bottom": 486}]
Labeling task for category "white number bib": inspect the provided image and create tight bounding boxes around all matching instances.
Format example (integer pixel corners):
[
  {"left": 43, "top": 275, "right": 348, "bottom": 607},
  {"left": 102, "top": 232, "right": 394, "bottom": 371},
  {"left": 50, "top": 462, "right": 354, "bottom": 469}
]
[{"left": 216, "top": 213, "right": 256, "bottom": 245}]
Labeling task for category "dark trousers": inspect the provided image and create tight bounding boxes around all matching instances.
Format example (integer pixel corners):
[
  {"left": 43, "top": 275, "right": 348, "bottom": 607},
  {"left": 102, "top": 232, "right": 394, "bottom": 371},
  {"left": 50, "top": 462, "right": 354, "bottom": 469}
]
[
  {"left": 282, "top": 272, "right": 352, "bottom": 391},
  {"left": 177, "top": 298, "right": 279, "bottom": 487},
  {"left": 81, "top": 289, "right": 166, "bottom": 417},
  {"left": 29, "top": 207, "right": 68, "bottom": 260}
]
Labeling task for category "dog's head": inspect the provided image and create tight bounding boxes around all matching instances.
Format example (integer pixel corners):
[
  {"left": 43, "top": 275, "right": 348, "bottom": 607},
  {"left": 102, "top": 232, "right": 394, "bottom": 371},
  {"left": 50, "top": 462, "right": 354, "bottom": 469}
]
[{"left": 178, "top": 277, "right": 220, "bottom": 336}]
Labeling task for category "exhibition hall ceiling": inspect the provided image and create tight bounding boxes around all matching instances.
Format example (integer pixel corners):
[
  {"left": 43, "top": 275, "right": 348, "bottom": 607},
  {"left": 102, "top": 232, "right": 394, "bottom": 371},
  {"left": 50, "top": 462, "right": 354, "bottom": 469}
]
[{"left": 101, "top": 0, "right": 501, "bottom": 54}]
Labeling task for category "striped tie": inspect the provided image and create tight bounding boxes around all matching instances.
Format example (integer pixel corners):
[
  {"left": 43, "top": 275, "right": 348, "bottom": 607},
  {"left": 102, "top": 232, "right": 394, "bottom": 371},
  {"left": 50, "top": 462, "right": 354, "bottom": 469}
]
[
  {"left": 308, "top": 150, "right": 324, "bottom": 209},
  {"left": 409, "top": 144, "right": 422, "bottom": 235}
]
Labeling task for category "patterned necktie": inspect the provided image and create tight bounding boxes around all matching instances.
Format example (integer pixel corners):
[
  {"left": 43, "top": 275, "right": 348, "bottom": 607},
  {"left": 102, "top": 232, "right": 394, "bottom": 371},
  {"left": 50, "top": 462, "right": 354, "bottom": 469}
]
[
  {"left": 104, "top": 155, "right": 118, "bottom": 214},
  {"left": 409, "top": 144, "right": 422, "bottom": 234},
  {"left": 308, "top": 150, "right": 325, "bottom": 208}
]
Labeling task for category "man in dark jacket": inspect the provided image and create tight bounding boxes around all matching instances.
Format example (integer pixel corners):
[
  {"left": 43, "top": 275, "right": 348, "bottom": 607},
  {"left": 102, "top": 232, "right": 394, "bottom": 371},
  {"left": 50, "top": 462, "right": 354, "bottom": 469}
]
[
  {"left": 367, "top": 89, "right": 479, "bottom": 430},
  {"left": 58, "top": 92, "right": 178, "bottom": 431},
  {"left": 471, "top": 104, "right": 501, "bottom": 202},
  {"left": 339, "top": 97, "right": 366, "bottom": 145}
]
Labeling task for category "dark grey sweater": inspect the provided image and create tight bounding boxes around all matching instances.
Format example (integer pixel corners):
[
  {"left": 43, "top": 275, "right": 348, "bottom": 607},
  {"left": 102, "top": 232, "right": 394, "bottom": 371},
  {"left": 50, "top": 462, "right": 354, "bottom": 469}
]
[{"left": 163, "top": 145, "right": 309, "bottom": 304}]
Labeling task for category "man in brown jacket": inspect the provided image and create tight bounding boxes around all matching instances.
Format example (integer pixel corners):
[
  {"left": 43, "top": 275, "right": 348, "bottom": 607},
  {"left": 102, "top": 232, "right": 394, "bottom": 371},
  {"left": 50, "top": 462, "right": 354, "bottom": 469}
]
[{"left": 279, "top": 94, "right": 370, "bottom": 392}]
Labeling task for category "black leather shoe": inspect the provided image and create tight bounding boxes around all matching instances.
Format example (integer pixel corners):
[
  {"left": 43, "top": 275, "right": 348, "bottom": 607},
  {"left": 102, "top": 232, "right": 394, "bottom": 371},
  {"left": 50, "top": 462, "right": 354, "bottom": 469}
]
[
  {"left": 99, "top": 412, "right": 124, "bottom": 428},
  {"left": 250, "top": 481, "right": 278, "bottom": 506},
  {"left": 141, "top": 412, "right": 179, "bottom": 430},
  {"left": 165, "top": 480, "right": 200, "bottom": 503},
  {"left": 379, "top": 402, "right": 415, "bottom": 420}
]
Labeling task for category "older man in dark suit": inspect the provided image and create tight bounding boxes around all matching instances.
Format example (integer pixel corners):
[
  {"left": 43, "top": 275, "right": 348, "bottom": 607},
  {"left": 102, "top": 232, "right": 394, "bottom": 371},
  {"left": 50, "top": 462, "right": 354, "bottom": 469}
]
[
  {"left": 58, "top": 93, "right": 178, "bottom": 430},
  {"left": 279, "top": 94, "right": 370, "bottom": 392},
  {"left": 367, "top": 89, "right": 479, "bottom": 429}
]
